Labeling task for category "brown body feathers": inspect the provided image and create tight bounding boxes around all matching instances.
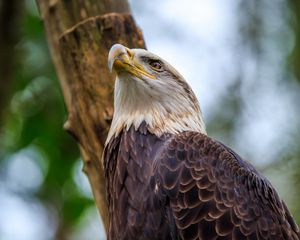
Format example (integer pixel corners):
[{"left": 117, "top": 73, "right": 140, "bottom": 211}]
[
  {"left": 103, "top": 123, "right": 299, "bottom": 240},
  {"left": 105, "top": 44, "right": 299, "bottom": 239}
]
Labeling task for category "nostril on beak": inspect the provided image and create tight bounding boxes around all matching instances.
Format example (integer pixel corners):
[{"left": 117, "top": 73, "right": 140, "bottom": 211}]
[{"left": 126, "top": 48, "right": 134, "bottom": 58}]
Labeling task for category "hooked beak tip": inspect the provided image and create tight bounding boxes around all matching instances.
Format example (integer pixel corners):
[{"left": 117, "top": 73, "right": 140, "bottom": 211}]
[
  {"left": 107, "top": 43, "right": 155, "bottom": 80},
  {"left": 108, "top": 43, "right": 128, "bottom": 73},
  {"left": 108, "top": 59, "right": 114, "bottom": 73}
]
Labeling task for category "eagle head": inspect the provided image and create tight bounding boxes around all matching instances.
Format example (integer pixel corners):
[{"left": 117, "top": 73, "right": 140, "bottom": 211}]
[{"left": 106, "top": 44, "right": 206, "bottom": 143}]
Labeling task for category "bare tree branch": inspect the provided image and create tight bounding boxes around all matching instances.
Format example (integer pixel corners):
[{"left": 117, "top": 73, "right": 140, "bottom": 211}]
[{"left": 36, "top": 0, "right": 146, "bottom": 232}]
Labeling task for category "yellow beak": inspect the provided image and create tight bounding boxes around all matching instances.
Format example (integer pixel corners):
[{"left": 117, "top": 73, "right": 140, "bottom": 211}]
[{"left": 108, "top": 44, "right": 155, "bottom": 79}]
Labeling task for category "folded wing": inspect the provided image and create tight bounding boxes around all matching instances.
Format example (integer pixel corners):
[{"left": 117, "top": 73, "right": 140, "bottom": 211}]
[{"left": 154, "top": 131, "right": 300, "bottom": 240}]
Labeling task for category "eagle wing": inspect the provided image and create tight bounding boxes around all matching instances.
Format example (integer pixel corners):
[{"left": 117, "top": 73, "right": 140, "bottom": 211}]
[{"left": 154, "top": 131, "right": 300, "bottom": 240}]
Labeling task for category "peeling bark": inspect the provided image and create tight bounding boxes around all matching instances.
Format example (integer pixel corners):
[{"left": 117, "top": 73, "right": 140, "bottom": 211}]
[{"left": 36, "top": 0, "right": 146, "bottom": 232}]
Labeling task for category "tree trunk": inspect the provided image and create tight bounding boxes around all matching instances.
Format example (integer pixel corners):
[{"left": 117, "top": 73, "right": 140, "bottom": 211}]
[{"left": 36, "top": 0, "right": 146, "bottom": 232}]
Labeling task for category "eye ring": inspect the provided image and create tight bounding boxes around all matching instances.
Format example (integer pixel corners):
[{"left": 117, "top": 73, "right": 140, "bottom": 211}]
[{"left": 149, "top": 60, "right": 163, "bottom": 71}]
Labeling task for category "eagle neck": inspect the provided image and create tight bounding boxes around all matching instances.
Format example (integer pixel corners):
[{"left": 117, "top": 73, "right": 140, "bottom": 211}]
[{"left": 105, "top": 78, "right": 206, "bottom": 145}]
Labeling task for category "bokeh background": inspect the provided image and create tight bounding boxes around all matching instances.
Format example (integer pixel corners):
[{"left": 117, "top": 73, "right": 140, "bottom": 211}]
[{"left": 0, "top": 0, "right": 299, "bottom": 239}]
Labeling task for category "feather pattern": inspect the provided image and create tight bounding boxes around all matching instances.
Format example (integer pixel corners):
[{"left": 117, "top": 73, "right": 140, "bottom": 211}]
[
  {"left": 105, "top": 44, "right": 299, "bottom": 239},
  {"left": 104, "top": 124, "right": 300, "bottom": 240},
  {"left": 104, "top": 123, "right": 172, "bottom": 240},
  {"left": 154, "top": 131, "right": 300, "bottom": 240}
]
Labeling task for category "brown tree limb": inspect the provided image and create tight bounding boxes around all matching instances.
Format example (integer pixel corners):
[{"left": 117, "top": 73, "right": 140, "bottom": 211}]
[{"left": 36, "top": 0, "right": 146, "bottom": 232}]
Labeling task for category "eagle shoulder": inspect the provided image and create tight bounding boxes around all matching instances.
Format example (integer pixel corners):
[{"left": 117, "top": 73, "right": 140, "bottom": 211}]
[{"left": 154, "top": 131, "right": 300, "bottom": 240}]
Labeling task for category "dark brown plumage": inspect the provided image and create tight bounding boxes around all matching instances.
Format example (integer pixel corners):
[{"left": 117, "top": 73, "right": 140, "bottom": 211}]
[
  {"left": 104, "top": 44, "right": 300, "bottom": 239},
  {"left": 104, "top": 123, "right": 299, "bottom": 240}
]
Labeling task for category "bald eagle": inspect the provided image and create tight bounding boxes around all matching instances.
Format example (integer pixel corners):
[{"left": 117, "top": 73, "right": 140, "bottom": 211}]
[{"left": 104, "top": 44, "right": 299, "bottom": 240}]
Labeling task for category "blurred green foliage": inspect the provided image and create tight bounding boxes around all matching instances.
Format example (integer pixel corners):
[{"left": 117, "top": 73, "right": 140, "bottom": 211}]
[
  {"left": 289, "top": 0, "right": 300, "bottom": 83},
  {"left": 0, "top": 1, "right": 100, "bottom": 239}
]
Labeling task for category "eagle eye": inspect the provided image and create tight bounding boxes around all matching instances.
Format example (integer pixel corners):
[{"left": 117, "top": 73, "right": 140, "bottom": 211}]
[{"left": 149, "top": 60, "right": 163, "bottom": 71}]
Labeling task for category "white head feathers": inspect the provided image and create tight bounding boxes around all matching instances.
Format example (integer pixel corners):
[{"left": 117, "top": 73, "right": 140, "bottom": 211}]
[{"left": 106, "top": 44, "right": 206, "bottom": 144}]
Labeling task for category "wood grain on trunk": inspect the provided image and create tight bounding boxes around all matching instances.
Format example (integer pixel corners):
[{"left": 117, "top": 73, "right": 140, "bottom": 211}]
[{"left": 36, "top": 0, "right": 146, "bottom": 232}]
